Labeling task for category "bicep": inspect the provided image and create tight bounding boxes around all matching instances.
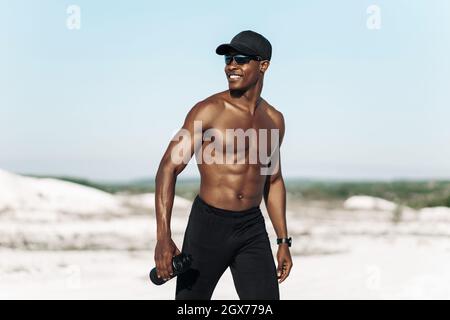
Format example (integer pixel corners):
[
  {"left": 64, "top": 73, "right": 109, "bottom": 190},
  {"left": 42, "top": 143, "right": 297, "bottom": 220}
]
[
  {"left": 268, "top": 152, "right": 282, "bottom": 183},
  {"left": 269, "top": 112, "right": 285, "bottom": 183},
  {"left": 159, "top": 104, "right": 210, "bottom": 173}
]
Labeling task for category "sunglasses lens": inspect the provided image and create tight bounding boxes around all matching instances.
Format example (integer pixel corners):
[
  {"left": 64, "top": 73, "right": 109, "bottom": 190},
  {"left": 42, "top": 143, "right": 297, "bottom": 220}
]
[
  {"left": 224, "top": 55, "right": 253, "bottom": 65},
  {"left": 224, "top": 55, "right": 233, "bottom": 65},
  {"left": 234, "top": 56, "right": 249, "bottom": 64}
]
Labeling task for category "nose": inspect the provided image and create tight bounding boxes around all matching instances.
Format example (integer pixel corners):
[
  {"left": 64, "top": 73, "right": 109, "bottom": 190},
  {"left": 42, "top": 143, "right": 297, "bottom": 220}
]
[{"left": 226, "top": 60, "right": 239, "bottom": 72}]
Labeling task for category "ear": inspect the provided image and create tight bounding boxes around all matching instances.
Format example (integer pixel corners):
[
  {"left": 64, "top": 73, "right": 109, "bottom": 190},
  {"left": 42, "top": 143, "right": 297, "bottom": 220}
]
[{"left": 260, "top": 60, "right": 270, "bottom": 74}]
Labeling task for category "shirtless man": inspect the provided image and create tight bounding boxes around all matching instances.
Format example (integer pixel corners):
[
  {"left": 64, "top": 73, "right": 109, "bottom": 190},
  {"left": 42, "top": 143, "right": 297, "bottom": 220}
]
[{"left": 154, "top": 30, "right": 292, "bottom": 300}]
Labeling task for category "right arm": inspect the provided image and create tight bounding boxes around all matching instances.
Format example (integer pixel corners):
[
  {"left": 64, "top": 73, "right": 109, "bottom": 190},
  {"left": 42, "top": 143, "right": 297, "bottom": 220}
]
[{"left": 154, "top": 101, "right": 214, "bottom": 280}]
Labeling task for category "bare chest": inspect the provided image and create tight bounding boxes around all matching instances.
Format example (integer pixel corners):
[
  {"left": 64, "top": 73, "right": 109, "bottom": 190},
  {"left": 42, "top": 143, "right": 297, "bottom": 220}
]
[{"left": 203, "top": 107, "right": 278, "bottom": 156}]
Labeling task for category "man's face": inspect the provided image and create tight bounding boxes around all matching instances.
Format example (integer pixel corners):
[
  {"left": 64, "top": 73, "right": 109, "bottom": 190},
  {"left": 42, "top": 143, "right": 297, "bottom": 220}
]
[{"left": 224, "top": 51, "right": 264, "bottom": 91}]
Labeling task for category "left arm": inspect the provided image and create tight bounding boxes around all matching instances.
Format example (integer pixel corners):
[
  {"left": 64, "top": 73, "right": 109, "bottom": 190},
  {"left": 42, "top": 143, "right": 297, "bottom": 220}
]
[{"left": 263, "top": 112, "right": 293, "bottom": 284}]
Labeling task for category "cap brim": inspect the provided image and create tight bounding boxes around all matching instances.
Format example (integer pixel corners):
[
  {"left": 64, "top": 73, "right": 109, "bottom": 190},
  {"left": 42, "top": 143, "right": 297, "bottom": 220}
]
[{"left": 215, "top": 43, "right": 257, "bottom": 56}]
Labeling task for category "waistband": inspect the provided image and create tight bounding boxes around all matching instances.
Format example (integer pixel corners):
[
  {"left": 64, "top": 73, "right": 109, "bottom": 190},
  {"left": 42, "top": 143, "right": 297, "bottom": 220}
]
[{"left": 194, "top": 195, "right": 261, "bottom": 218}]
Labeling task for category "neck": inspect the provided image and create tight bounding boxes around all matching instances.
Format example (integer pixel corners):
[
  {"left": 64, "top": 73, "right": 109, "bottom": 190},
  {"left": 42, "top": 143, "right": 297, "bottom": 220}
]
[{"left": 229, "top": 78, "right": 264, "bottom": 114}]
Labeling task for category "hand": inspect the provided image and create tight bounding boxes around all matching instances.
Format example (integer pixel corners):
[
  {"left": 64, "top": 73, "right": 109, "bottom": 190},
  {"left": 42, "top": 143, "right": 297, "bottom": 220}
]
[
  {"left": 276, "top": 244, "right": 293, "bottom": 284},
  {"left": 154, "top": 237, "right": 181, "bottom": 281}
]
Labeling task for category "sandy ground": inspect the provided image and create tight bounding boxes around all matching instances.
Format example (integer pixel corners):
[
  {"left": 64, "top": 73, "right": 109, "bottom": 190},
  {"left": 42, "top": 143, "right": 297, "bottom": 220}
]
[
  {"left": 2, "top": 170, "right": 450, "bottom": 299},
  {"left": 2, "top": 236, "right": 450, "bottom": 300}
]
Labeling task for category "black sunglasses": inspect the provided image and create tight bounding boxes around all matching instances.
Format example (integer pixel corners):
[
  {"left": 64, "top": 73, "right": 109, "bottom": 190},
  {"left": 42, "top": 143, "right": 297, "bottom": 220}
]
[{"left": 224, "top": 54, "right": 262, "bottom": 65}]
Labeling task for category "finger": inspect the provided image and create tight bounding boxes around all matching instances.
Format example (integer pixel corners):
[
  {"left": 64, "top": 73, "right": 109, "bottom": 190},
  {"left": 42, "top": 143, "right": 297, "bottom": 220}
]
[
  {"left": 278, "top": 268, "right": 285, "bottom": 283},
  {"left": 164, "top": 254, "right": 174, "bottom": 279},
  {"left": 167, "top": 254, "right": 174, "bottom": 275},
  {"left": 277, "top": 258, "right": 285, "bottom": 276},
  {"left": 278, "top": 262, "right": 289, "bottom": 283},
  {"left": 155, "top": 256, "right": 163, "bottom": 278},
  {"left": 158, "top": 264, "right": 167, "bottom": 280},
  {"left": 279, "top": 263, "right": 293, "bottom": 283},
  {"left": 284, "top": 270, "right": 291, "bottom": 280},
  {"left": 278, "top": 268, "right": 288, "bottom": 283},
  {"left": 276, "top": 265, "right": 283, "bottom": 279},
  {"left": 160, "top": 255, "right": 170, "bottom": 279},
  {"left": 285, "top": 263, "right": 293, "bottom": 278}
]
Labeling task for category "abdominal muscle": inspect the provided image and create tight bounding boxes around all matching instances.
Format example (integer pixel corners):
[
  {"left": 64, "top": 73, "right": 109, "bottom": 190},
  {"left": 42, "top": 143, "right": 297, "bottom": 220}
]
[{"left": 198, "top": 162, "right": 267, "bottom": 211}]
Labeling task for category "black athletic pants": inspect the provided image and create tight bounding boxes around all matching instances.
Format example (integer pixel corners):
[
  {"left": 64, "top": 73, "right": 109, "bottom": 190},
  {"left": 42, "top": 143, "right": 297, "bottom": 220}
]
[{"left": 175, "top": 195, "right": 280, "bottom": 300}]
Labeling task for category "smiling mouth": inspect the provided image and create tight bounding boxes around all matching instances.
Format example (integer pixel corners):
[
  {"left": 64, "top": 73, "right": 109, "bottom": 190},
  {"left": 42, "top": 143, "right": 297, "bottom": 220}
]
[{"left": 227, "top": 74, "right": 243, "bottom": 81}]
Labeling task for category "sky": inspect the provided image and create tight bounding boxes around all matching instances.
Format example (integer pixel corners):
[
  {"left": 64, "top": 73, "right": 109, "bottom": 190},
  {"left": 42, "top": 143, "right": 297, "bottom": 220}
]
[{"left": 1, "top": 0, "right": 449, "bottom": 182}]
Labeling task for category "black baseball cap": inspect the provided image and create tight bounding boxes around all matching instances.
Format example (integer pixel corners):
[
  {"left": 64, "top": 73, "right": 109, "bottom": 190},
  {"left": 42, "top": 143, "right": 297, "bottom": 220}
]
[{"left": 216, "top": 30, "right": 272, "bottom": 61}]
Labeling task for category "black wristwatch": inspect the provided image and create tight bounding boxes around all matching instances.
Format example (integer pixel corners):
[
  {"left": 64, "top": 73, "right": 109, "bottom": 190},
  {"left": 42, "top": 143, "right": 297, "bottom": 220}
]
[{"left": 276, "top": 237, "right": 292, "bottom": 247}]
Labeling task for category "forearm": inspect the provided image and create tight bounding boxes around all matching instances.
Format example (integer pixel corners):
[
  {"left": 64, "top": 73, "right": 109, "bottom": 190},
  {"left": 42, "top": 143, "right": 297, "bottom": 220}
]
[
  {"left": 264, "top": 176, "right": 288, "bottom": 238},
  {"left": 155, "top": 163, "right": 177, "bottom": 240}
]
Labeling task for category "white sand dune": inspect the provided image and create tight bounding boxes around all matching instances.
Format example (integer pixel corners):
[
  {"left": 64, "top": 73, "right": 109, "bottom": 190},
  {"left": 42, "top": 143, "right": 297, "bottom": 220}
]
[
  {"left": 0, "top": 169, "right": 193, "bottom": 250},
  {"left": 0, "top": 169, "right": 129, "bottom": 221},
  {"left": 344, "top": 195, "right": 398, "bottom": 211},
  {"left": 116, "top": 193, "right": 192, "bottom": 211},
  {"left": 419, "top": 207, "right": 450, "bottom": 222},
  {"left": 0, "top": 216, "right": 189, "bottom": 250},
  {"left": 343, "top": 195, "right": 450, "bottom": 223},
  {"left": 0, "top": 169, "right": 192, "bottom": 221}
]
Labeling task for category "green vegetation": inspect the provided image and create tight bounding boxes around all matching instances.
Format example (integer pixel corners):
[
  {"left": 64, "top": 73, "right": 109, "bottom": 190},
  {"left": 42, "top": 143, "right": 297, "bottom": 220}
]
[
  {"left": 24, "top": 174, "right": 450, "bottom": 209},
  {"left": 284, "top": 179, "right": 450, "bottom": 209}
]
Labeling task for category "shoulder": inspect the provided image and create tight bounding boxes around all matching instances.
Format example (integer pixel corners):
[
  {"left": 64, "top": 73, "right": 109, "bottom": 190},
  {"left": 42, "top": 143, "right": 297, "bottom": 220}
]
[
  {"left": 184, "top": 92, "right": 227, "bottom": 127},
  {"left": 187, "top": 92, "right": 226, "bottom": 119},
  {"left": 263, "top": 100, "right": 285, "bottom": 143},
  {"left": 264, "top": 100, "right": 285, "bottom": 130}
]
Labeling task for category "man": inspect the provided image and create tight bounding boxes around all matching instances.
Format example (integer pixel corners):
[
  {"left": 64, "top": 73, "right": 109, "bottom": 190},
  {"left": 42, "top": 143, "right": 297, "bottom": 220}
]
[{"left": 154, "top": 30, "right": 292, "bottom": 300}]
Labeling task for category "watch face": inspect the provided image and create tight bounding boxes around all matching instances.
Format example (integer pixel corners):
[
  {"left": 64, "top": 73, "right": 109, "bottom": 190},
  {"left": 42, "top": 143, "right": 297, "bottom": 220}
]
[{"left": 277, "top": 238, "right": 292, "bottom": 246}]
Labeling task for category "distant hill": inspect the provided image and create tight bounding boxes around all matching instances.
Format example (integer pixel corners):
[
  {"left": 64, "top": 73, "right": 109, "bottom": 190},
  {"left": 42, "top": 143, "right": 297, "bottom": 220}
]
[{"left": 19, "top": 173, "right": 450, "bottom": 209}]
